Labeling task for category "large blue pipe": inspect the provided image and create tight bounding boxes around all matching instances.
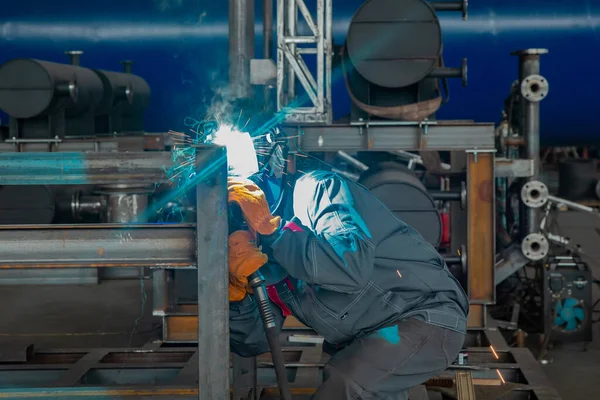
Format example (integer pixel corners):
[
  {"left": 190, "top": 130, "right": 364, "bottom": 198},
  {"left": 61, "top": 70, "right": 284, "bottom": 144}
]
[{"left": 1, "top": 1, "right": 599, "bottom": 145}]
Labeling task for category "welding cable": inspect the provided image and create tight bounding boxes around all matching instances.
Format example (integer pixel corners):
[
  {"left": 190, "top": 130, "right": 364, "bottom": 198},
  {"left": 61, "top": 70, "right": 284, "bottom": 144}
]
[{"left": 248, "top": 272, "right": 293, "bottom": 400}]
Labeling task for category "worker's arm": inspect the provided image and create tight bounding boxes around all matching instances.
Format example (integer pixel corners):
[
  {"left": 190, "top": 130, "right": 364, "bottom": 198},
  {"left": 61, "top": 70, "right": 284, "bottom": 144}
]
[
  {"left": 229, "top": 295, "right": 284, "bottom": 357},
  {"left": 266, "top": 173, "right": 376, "bottom": 293}
]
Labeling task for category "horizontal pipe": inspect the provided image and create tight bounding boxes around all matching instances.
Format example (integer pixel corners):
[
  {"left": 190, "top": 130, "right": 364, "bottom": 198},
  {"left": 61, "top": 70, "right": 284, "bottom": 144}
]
[
  {"left": 283, "top": 37, "right": 317, "bottom": 44},
  {"left": 428, "top": 67, "right": 462, "bottom": 78},
  {"left": 547, "top": 194, "right": 595, "bottom": 213},
  {"left": 0, "top": 152, "right": 172, "bottom": 185},
  {"left": 430, "top": 191, "right": 461, "bottom": 201},
  {"left": 444, "top": 256, "right": 462, "bottom": 265},
  {"left": 337, "top": 150, "right": 369, "bottom": 171},
  {"left": 0, "top": 224, "right": 195, "bottom": 269},
  {"left": 429, "top": 1, "right": 464, "bottom": 11}
]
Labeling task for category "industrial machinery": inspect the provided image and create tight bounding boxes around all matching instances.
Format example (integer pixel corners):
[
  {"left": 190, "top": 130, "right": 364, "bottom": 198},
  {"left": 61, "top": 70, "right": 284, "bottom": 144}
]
[
  {"left": 543, "top": 256, "right": 593, "bottom": 343},
  {"left": 0, "top": 55, "right": 150, "bottom": 139}
]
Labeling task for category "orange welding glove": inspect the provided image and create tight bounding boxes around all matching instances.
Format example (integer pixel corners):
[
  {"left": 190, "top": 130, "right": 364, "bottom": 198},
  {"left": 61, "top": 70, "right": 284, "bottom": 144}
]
[
  {"left": 228, "top": 178, "right": 281, "bottom": 236},
  {"left": 228, "top": 230, "right": 268, "bottom": 302}
]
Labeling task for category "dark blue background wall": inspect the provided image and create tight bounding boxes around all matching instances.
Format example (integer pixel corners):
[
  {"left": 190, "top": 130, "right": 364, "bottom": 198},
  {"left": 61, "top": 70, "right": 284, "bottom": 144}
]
[{"left": 1, "top": 0, "right": 599, "bottom": 145}]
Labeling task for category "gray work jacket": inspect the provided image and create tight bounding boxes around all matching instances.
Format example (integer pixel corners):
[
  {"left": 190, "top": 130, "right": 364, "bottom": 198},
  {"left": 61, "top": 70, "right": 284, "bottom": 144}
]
[{"left": 230, "top": 170, "right": 469, "bottom": 357}]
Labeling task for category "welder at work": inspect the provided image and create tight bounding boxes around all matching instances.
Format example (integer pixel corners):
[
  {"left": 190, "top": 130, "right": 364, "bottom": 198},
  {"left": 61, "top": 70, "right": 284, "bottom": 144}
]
[{"left": 219, "top": 128, "right": 469, "bottom": 399}]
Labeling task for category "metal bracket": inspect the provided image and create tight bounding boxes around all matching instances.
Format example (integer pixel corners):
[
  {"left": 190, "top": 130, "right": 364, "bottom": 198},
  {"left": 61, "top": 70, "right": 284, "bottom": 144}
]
[
  {"left": 495, "top": 158, "right": 535, "bottom": 178},
  {"left": 465, "top": 148, "right": 496, "bottom": 163},
  {"left": 250, "top": 59, "right": 277, "bottom": 86}
]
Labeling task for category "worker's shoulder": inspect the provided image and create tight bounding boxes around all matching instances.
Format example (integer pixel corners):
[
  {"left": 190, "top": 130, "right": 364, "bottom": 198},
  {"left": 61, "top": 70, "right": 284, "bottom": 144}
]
[{"left": 296, "top": 169, "right": 347, "bottom": 187}]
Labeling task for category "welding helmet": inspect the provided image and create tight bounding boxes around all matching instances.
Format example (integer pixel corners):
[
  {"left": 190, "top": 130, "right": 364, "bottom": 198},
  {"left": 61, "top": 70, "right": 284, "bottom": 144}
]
[
  {"left": 248, "top": 127, "right": 290, "bottom": 218},
  {"left": 248, "top": 127, "right": 292, "bottom": 286}
]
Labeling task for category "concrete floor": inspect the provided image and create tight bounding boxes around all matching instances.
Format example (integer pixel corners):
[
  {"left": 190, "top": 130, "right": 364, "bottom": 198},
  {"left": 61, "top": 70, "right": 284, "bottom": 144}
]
[{"left": 0, "top": 211, "right": 598, "bottom": 398}]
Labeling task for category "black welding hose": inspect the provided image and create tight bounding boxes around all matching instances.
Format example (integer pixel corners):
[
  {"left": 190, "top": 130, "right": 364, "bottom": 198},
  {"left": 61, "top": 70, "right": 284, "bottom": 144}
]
[{"left": 249, "top": 273, "right": 293, "bottom": 400}]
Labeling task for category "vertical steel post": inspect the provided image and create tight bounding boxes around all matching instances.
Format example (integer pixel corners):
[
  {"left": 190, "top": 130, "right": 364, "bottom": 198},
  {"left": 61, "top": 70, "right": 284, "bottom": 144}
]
[
  {"left": 264, "top": 0, "right": 274, "bottom": 108},
  {"left": 287, "top": 0, "right": 297, "bottom": 99},
  {"left": 325, "top": 0, "right": 332, "bottom": 123},
  {"left": 229, "top": 0, "right": 255, "bottom": 100},
  {"left": 512, "top": 49, "right": 548, "bottom": 236},
  {"left": 276, "top": 0, "right": 285, "bottom": 111},
  {"left": 196, "top": 146, "right": 229, "bottom": 399},
  {"left": 316, "top": 0, "right": 324, "bottom": 113}
]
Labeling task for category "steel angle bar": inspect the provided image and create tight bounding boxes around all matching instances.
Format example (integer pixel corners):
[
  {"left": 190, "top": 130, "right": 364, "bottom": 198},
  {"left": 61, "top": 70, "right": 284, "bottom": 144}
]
[
  {"left": 0, "top": 152, "right": 172, "bottom": 185},
  {"left": 495, "top": 244, "right": 530, "bottom": 285},
  {"left": 284, "top": 49, "right": 318, "bottom": 105},
  {"left": 294, "top": 52, "right": 318, "bottom": 92},
  {"left": 495, "top": 158, "right": 535, "bottom": 178},
  {"left": 287, "top": 122, "right": 496, "bottom": 151},
  {"left": 296, "top": 0, "right": 318, "bottom": 35},
  {"left": 0, "top": 224, "right": 195, "bottom": 269}
]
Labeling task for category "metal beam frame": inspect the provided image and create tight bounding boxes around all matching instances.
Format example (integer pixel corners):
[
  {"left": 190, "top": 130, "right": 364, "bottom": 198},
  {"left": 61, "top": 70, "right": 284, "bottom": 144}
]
[
  {"left": 0, "top": 224, "right": 195, "bottom": 269},
  {"left": 0, "top": 134, "right": 168, "bottom": 153},
  {"left": 0, "top": 145, "right": 229, "bottom": 399},
  {"left": 285, "top": 121, "right": 495, "bottom": 152},
  {"left": 0, "top": 334, "right": 561, "bottom": 400}
]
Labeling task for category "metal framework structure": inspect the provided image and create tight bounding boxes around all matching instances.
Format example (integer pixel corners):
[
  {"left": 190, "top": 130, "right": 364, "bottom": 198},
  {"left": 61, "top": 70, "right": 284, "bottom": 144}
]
[
  {"left": 0, "top": 146, "right": 230, "bottom": 399},
  {"left": 277, "top": 0, "right": 332, "bottom": 123},
  {"left": 0, "top": 323, "right": 561, "bottom": 400}
]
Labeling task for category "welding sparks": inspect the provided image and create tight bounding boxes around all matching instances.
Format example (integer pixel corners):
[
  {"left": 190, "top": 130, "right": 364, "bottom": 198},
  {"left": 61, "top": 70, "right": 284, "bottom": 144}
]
[
  {"left": 490, "top": 345, "right": 499, "bottom": 359},
  {"left": 489, "top": 346, "right": 505, "bottom": 385},
  {"left": 207, "top": 124, "right": 259, "bottom": 178},
  {"left": 496, "top": 369, "right": 506, "bottom": 384}
]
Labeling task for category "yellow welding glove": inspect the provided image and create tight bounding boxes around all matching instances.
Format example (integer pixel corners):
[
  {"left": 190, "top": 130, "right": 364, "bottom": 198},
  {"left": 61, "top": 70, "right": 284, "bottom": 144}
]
[
  {"left": 228, "top": 230, "right": 268, "bottom": 302},
  {"left": 228, "top": 178, "right": 281, "bottom": 236}
]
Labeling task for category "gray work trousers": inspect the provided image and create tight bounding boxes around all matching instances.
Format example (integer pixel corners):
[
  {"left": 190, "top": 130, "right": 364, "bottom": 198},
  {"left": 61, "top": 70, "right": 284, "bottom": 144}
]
[{"left": 313, "top": 318, "right": 465, "bottom": 400}]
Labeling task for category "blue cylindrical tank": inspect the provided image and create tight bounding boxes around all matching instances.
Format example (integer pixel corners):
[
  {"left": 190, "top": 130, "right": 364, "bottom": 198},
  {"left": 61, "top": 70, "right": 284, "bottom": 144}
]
[{"left": 1, "top": 0, "right": 599, "bottom": 145}]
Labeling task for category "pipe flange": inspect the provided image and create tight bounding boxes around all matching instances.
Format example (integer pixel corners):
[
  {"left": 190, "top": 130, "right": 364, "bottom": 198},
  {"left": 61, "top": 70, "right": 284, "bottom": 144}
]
[
  {"left": 522, "top": 233, "right": 549, "bottom": 261},
  {"left": 521, "top": 74, "right": 549, "bottom": 102},
  {"left": 521, "top": 181, "right": 548, "bottom": 208},
  {"left": 71, "top": 190, "right": 81, "bottom": 221}
]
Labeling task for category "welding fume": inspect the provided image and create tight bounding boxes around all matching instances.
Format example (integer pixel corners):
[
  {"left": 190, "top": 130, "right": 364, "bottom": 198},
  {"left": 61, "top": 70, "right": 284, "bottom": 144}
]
[{"left": 214, "top": 123, "right": 469, "bottom": 399}]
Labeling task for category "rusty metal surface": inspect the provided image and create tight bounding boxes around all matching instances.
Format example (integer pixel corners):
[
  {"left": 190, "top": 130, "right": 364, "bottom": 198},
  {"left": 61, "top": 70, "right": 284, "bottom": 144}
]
[
  {"left": 0, "top": 224, "right": 195, "bottom": 269},
  {"left": 467, "top": 152, "right": 496, "bottom": 304}
]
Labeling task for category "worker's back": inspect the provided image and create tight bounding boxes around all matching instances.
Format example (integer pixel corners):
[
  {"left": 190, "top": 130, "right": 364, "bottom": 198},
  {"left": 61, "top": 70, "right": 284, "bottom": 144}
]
[{"left": 281, "top": 170, "right": 469, "bottom": 345}]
